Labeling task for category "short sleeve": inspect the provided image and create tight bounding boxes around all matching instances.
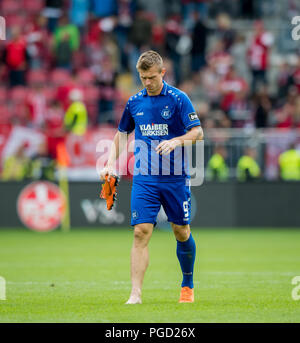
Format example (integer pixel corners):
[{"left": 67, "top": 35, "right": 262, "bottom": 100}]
[
  {"left": 179, "top": 93, "right": 201, "bottom": 130},
  {"left": 118, "top": 101, "right": 135, "bottom": 134}
]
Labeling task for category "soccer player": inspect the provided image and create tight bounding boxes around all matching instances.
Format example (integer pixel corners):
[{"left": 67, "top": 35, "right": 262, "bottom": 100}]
[{"left": 100, "top": 50, "right": 203, "bottom": 304}]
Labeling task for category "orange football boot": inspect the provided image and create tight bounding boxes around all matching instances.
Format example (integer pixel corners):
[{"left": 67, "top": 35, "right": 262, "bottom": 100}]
[
  {"left": 179, "top": 287, "right": 194, "bottom": 303},
  {"left": 100, "top": 175, "right": 118, "bottom": 210}
]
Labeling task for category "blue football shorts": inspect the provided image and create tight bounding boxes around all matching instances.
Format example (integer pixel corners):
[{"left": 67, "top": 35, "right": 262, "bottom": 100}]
[{"left": 130, "top": 179, "right": 191, "bottom": 226}]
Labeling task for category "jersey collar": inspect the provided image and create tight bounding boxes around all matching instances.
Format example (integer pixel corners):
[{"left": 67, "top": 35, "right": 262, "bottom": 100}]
[{"left": 142, "top": 81, "right": 168, "bottom": 96}]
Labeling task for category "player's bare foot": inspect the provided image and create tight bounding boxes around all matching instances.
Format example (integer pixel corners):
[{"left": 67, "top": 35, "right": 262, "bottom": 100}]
[
  {"left": 125, "top": 290, "right": 142, "bottom": 304},
  {"left": 179, "top": 286, "right": 194, "bottom": 303},
  {"left": 125, "top": 295, "right": 142, "bottom": 304}
]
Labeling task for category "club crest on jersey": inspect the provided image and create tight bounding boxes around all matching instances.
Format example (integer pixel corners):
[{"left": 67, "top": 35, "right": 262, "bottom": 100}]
[{"left": 161, "top": 106, "right": 172, "bottom": 120}]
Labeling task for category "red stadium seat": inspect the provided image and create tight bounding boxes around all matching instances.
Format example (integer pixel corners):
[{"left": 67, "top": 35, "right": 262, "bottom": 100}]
[
  {"left": 83, "top": 86, "right": 100, "bottom": 104},
  {"left": 42, "top": 87, "right": 56, "bottom": 104},
  {"left": 1, "top": 0, "right": 22, "bottom": 15},
  {"left": 0, "top": 88, "right": 8, "bottom": 104},
  {"left": 77, "top": 69, "right": 96, "bottom": 86},
  {"left": 27, "top": 69, "right": 48, "bottom": 86},
  {"left": 50, "top": 69, "right": 72, "bottom": 87},
  {"left": 0, "top": 105, "right": 11, "bottom": 124},
  {"left": 23, "top": 0, "right": 44, "bottom": 14},
  {"left": 86, "top": 103, "right": 98, "bottom": 124},
  {"left": 10, "top": 86, "right": 28, "bottom": 104},
  {"left": 6, "top": 13, "right": 27, "bottom": 28},
  {"left": 5, "top": 14, "right": 26, "bottom": 27},
  {"left": 11, "top": 102, "right": 29, "bottom": 125}
]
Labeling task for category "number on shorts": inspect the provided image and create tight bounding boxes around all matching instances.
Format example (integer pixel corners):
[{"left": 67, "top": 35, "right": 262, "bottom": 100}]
[{"left": 183, "top": 201, "right": 189, "bottom": 218}]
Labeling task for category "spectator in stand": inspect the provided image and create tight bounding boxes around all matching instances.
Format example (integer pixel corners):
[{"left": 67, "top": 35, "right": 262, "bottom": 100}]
[
  {"left": 128, "top": 9, "right": 153, "bottom": 83},
  {"left": 228, "top": 89, "right": 253, "bottom": 128},
  {"left": 29, "top": 142, "right": 56, "bottom": 181},
  {"left": 253, "top": 86, "right": 272, "bottom": 128},
  {"left": 96, "top": 56, "right": 118, "bottom": 124},
  {"left": 42, "top": 0, "right": 64, "bottom": 33},
  {"left": 207, "top": 39, "right": 233, "bottom": 77},
  {"left": 196, "top": 100, "right": 210, "bottom": 125},
  {"left": 46, "top": 100, "right": 65, "bottom": 136},
  {"left": 53, "top": 15, "right": 80, "bottom": 53},
  {"left": 213, "top": 108, "right": 232, "bottom": 128},
  {"left": 164, "top": 14, "right": 185, "bottom": 85},
  {"left": 26, "top": 83, "right": 47, "bottom": 129},
  {"left": 56, "top": 73, "right": 80, "bottom": 111},
  {"left": 54, "top": 32, "right": 73, "bottom": 70},
  {"left": 25, "top": 16, "right": 51, "bottom": 70},
  {"left": 230, "top": 34, "right": 249, "bottom": 82},
  {"left": 200, "top": 57, "right": 222, "bottom": 105},
  {"left": 274, "top": 103, "right": 294, "bottom": 129},
  {"left": 45, "top": 100, "right": 66, "bottom": 160},
  {"left": 181, "top": 0, "right": 209, "bottom": 31},
  {"left": 90, "top": 0, "right": 118, "bottom": 18},
  {"left": 190, "top": 10, "right": 208, "bottom": 74},
  {"left": 64, "top": 89, "right": 87, "bottom": 136},
  {"left": 289, "top": 55, "right": 300, "bottom": 95},
  {"left": 1, "top": 143, "right": 31, "bottom": 181},
  {"left": 206, "top": 145, "right": 229, "bottom": 181},
  {"left": 69, "top": 0, "right": 89, "bottom": 33},
  {"left": 215, "top": 13, "right": 236, "bottom": 52},
  {"left": 274, "top": 87, "right": 298, "bottom": 129},
  {"left": 278, "top": 143, "right": 300, "bottom": 181},
  {"left": 293, "top": 95, "right": 300, "bottom": 128},
  {"left": 3, "top": 27, "right": 29, "bottom": 88},
  {"left": 151, "top": 20, "right": 166, "bottom": 55},
  {"left": 236, "top": 146, "right": 261, "bottom": 182},
  {"left": 115, "top": 0, "right": 136, "bottom": 72},
  {"left": 276, "top": 60, "right": 293, "bottom": 100},
  {"left": 100, "top": 32, "right": 120, "bottom": 72},
  {"left": 247, "top": 20, "right": 274, "bottom": 94},
  {"left": 163, "top": 57, "right": 176, "bottom": 86},
  {"left": 218, "top": 66, "right": 249, "bottom": 113},
  {"left": 128, "top": 9, "right": 153, "bottom": 50}
]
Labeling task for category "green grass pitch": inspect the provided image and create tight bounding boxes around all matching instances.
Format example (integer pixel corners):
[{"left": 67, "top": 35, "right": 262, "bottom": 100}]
[{"left": 0, "top": 227, "right": 300, "bottom": 323}]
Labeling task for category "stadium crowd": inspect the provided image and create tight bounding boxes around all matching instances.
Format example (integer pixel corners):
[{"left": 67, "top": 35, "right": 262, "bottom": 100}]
[{"left": 1, "top": 0, "right": 300, "bottom": 181}]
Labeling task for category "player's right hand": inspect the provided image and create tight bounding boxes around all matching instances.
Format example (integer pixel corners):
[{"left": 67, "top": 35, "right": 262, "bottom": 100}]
[{"left": 100, "top": 165, "right": 116, "bottom": 182}]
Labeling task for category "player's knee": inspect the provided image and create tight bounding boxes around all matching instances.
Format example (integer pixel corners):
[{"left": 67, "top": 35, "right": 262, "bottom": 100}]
[
  {"left": 133, "top": 224, "right": 152, "bottom": 243},
  {"left": 172, "top": 223, "right": 190, "bottom": 242}
]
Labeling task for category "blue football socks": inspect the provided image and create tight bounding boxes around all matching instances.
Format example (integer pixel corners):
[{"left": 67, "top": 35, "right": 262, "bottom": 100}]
[{"left": 176, "top": 233, "right": 196, "bottom": 289}]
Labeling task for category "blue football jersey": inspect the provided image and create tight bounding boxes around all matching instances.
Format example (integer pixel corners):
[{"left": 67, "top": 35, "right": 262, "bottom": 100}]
[{"left": 118, "top": 81, "right": 201, "bottom": 181}]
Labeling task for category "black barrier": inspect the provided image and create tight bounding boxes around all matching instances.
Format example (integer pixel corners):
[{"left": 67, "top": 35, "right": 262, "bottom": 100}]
[{"left": 0, "top": 181, "right": 299, "bottom": 229}]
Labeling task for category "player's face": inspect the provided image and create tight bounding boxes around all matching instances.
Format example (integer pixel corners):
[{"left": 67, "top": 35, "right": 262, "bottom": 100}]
[{"left": 138, "top": 65, "right": 166, "bottom": 96}]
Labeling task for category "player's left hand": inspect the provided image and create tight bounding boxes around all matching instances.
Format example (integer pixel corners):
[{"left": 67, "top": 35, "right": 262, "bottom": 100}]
[{"left": 155, "top": 139, "right": 181, "bottom": 155}]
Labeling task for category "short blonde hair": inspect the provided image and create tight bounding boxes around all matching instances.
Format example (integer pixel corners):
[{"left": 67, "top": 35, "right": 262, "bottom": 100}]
[{"left": 136, "top": 50, "right": 163, "bottom": 72}]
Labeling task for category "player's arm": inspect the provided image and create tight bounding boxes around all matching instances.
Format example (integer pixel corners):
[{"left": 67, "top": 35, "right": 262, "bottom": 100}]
[
  {"left": 100, "top": 130, "right": 129, "bottom": 181},
  {"left": 156, "top": 126, "right": 203, "bottom": 155},
  {"left": 100, "top": 97, "right": 135, "bottom": 179}
]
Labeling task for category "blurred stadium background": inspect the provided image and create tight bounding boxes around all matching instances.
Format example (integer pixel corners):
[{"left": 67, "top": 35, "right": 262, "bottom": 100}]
[
  {"left": 0, "top": 0, "right": 300, "bottom": 323},
  {"left": 1, "top": 0, "right": 300, "bottom": 227}
]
